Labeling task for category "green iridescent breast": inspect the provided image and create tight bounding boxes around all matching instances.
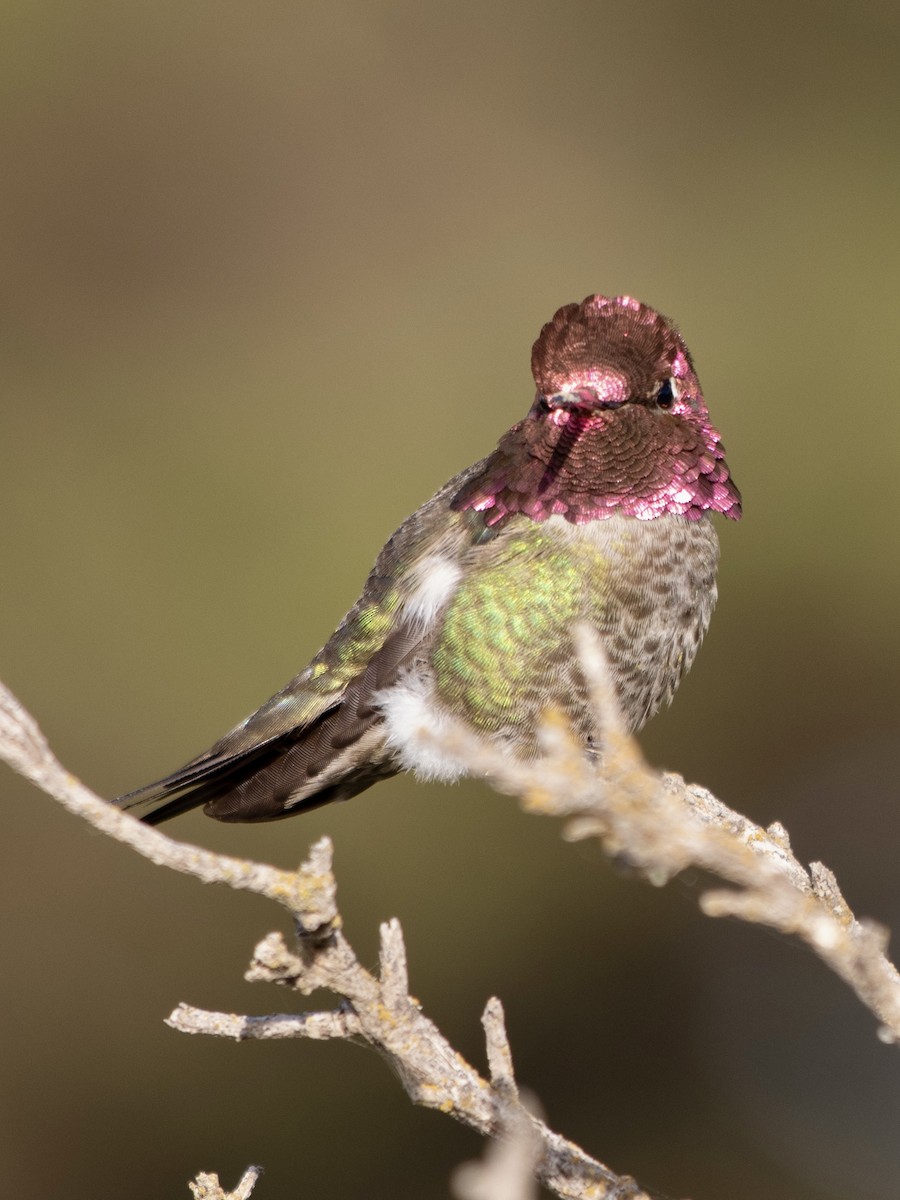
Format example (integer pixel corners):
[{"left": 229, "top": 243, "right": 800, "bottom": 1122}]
[{"left": 431, "top": 526, "right": 609, "bottom": 734}]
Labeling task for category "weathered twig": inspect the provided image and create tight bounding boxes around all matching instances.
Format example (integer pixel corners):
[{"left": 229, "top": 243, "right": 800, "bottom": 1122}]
[
  {"left": 0, "top": 679, "right": 334, "bottom": 919},
  {"left": 189, "top": 1166, "right": 261, "bottom": 1200},
  {"left": 2, "top": 623, "right": 900, "bottom": 1200},
  {"left": 168, "top": 840, "right": 647, "bottom": 1200},
  {"left": 452, "top": 1088, "right": 541, "bottom": 1200},
  {"left": 0, "top": 678, "right": 651, "bottom": 1200},
  {"left": 400, "top": 625, "right": 900, "bottom": 1043}
]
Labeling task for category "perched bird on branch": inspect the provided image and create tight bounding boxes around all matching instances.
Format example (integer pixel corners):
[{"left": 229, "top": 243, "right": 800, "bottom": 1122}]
[{"left": 118, "top": 294, "right": 740, "bottom": 825}]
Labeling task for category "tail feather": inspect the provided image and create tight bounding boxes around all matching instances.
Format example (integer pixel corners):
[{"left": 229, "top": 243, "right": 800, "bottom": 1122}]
[{"left": 116, "top": 732, "right": 297, "bottom": 825}]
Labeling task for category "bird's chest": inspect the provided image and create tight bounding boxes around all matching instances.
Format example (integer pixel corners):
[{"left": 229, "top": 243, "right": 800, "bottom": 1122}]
[{"left": 428, "top": 513, "right": 719, "bottom": 739}]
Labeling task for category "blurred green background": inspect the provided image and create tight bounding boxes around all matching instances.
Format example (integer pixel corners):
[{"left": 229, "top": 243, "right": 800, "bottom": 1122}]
[{"left": 2, "top": 2, "right": 899, "bottom": 1197}]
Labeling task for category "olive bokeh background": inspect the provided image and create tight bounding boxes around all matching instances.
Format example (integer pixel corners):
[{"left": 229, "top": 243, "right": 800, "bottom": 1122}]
[{"left": 2, "top": 3, "right": 899, "bottom": 1197}]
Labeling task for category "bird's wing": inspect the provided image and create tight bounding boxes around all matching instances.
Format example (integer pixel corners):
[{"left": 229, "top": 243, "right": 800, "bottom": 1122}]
[
  {"left": 118, "top": 623, "right": 421, "bottom": 824},
  {"left": 116, "top": 467, "right": 497, "bottom": 824}
]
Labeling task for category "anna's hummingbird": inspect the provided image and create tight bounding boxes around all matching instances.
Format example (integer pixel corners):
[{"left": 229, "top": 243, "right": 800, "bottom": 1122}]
[{"left": 118, "top": 295, "right": 741, "bottom": 825}]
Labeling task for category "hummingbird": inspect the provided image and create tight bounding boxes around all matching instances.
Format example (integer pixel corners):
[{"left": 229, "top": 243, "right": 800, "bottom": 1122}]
[{"left": 118, "top": 294, "right": 741, "bottom": 825}]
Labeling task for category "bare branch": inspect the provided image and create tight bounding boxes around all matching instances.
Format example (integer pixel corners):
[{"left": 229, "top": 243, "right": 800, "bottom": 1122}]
[
  {"left": 192, "top": 848, "right": 641, "bottom": 1200},
  {"left": 3, "top": 622, "right": 900, "bottom": 1200},
  {"left": 0, "top": 678, "right": 649, "bottom": 1198},
  {"left": 189, "top": 1166, "right": 262, "bottom": 1200},
  {"left": 380, "top": 917, "right": 411, "bottom": 1011},
  {"left": 0, "top": 680, "right": 337, "bottom": 921},
  {"left": 169, "top": 1003, "right": 361, "bottom": 1041},
  {"left": 400, "top": 627, "right": 900, "bottom": 1043},
  {"left": 482, "top": 997, "right": 517, "bottom": 1100},
  {"left": 452, "top": 1092, "right": 540, "bottom": 1200}
]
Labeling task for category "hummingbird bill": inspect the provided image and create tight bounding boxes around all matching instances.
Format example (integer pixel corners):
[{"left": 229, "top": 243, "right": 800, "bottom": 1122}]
[{"left": 118, "top": 295, "right": 741, "bottom": 825}]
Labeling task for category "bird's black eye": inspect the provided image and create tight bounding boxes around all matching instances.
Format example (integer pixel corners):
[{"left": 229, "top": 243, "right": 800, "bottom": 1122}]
[{"left": 655, "top": 378, "right": 675, "bottom": 408}]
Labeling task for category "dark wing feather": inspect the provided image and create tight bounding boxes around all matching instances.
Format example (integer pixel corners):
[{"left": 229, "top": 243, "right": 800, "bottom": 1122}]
[
  {"left": 117, "top": 626, "right": 420, "bottom": 824},
  {"left": 117, "top": 717, "right": 336, "bottom": 826},
  {"left": 116, "top": 458, "right": 497, "bottom": 826}
]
